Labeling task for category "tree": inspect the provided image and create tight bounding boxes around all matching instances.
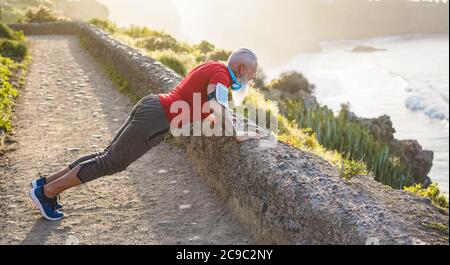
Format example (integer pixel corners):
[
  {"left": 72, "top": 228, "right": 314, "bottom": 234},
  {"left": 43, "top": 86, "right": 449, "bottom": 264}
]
[
  {"left": 194, "top": 41, "right": 215, "bottom": 54},
  {"left": 25, "top": 5, "right": 59, "bottom": 23}
]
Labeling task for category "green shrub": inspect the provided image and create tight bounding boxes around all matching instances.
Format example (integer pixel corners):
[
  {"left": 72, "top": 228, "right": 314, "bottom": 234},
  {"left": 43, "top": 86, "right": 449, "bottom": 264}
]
[
  {"left": 135, "top": 32, "right": 191, "bottom": 53},
  {"left": 194, "top": 41, "right": 215, "bottom": 54},
  {"left": 404, "top": 183, "right": 449, "bottom": 210},
  {"left": 157, "top": 53, "right": 187, "bottom": 76},
  {"left": 267, "top": 71, "right": 313, "bottom": 94},
  {"left": 104, "top": 65, "right": 140, "bottom": 104},
  {"left": 0, "top": 22, "right": 25, "bottom": 41},
  {"left": 123, "top": 25, "right": 155, "bottom": 38},
  {"left": 0, "top": 39, "right": 27, "bottom": 61},
  {"left": 11, "top": 30, "right": 25, "bottom": 42},
  {"left": 0, "top": 56, "right": 20, "bottom": 132},
  {"left": 339, "top": 158, "right": 369, "bottom": 180},
  {"left": 25, "top": 5, "right": 59, "bottom": 23},
  {"left": 208, "top": 49, "right": 231, "bottom": 62},
  {"left": 88, "top": 18, "right": 117, "bottom": 34},
  {"left": 0, "top": 23, "right": 14, "bottom": 39},
  {"left": 149, "top": 50, "right": 197, "bottom": 73}
]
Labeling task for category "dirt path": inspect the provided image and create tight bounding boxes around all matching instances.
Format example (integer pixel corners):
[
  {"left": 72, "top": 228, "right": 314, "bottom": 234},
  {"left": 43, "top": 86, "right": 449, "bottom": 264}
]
[{"left": 0, "top": 35, "right": 253, "bottom": 245}]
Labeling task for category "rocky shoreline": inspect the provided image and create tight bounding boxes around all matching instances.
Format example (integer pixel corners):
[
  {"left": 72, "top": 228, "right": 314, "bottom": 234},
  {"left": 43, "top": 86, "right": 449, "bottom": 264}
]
[
  {"left": 355, "top": 115, "right": 433, "bottom": 186},
  {"left": 351, "top": 45, "right": 387, "bottom": 53},
  {"left": 261, "top": 76, "right": 434, "bottom": 188}
]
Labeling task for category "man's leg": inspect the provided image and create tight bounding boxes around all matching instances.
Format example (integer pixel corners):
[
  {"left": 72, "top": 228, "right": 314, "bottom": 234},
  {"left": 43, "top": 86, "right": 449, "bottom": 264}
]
[
  {"left": 42, "top": 96, "right": 144, "bottom": 184},
  {"left": 41, "top": 95, "right": 169, "bottom": 197},
  {"left": 43, "top": 166, "right": 71, "bottom": 184},
  {"left": 44, "top": 151, "right": 105, "bottom": 184},
  {"left": 44, "top": 165, "right": 83, "bottom": 198}
]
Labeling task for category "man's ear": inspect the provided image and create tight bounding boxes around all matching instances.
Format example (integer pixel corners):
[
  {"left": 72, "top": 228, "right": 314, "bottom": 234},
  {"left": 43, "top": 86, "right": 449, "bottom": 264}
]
[{"left": 238, "top": 64, "right": 246, "bottom": 77}]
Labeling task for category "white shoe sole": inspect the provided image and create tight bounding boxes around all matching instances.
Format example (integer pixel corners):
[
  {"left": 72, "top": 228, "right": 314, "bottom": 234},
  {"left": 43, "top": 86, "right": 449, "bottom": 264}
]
[
  {"left": 31, "top": 179, "right": 38, "bottom": 189},
  {"left": 29, "top": 189, "right": 63, "bottom": 221}
]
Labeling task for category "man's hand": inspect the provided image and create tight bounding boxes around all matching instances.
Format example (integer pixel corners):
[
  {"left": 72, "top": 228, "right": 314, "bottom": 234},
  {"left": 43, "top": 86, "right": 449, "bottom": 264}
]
[{"left": 234, "top": 134, "right": 261, "bottom": 144}]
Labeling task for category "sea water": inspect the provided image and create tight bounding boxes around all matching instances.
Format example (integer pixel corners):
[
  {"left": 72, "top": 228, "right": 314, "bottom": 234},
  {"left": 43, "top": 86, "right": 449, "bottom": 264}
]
[{"left": 268, "top": 34, "right": 449, "bottom": 193}]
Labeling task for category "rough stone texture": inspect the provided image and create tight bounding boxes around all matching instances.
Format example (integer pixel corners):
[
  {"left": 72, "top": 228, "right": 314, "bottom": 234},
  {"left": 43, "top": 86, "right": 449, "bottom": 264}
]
[
  {"left": 390, "top": 139, "right": 434, "bottom": 185},
  {"left": 0, "top": 129, "right": 5, "bottom": 150},
  {"left": 8, "top": 22, "right": 449, "bottom": 245},
  {"left": 359, "top": 115, "right": 396, "bottom": 143},
  {"left": 181, "top": 136, "right": 448, "bottom": 244}
]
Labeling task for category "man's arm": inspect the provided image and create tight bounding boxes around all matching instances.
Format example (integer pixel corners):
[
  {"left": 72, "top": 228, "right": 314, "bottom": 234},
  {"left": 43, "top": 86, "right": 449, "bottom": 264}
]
[
  {"left": 206, "top": 84, "right": 260, "bottom": 143},
  {"left": 207, "top": 95, "right": 236, "bottom": 137}
]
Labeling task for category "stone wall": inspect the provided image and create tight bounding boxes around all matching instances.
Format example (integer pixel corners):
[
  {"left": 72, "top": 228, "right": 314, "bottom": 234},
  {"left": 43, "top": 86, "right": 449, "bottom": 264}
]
[
  {"left": 0, "top": 129, "right": 5, "bottom": 149},
  {"left": 9, "top": 22, "right": 448, "bottom": 245}
]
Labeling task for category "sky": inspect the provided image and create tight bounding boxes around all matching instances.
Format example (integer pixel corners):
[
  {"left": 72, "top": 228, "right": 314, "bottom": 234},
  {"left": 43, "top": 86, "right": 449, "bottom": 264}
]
[
  {"left": 97, "top": 0, "right": 449, "bottom": 69},
  {"left": 96, "top": 0, "right": 322, "bottom": 69}
]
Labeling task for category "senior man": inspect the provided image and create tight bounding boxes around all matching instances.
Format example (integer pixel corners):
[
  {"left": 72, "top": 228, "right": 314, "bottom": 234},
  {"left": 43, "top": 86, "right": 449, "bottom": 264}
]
[{"left": 29, "top": 48, "right": 259, "bottom": 221}]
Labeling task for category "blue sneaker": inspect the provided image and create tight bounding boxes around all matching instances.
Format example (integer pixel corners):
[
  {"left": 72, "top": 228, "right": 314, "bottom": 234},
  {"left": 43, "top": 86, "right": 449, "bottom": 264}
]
[
  {"left": 29, "top": 186, "right": 64, "bottom": 221},
  {"left": 31, "top": 175, "right": 63, "bottom": 210}
]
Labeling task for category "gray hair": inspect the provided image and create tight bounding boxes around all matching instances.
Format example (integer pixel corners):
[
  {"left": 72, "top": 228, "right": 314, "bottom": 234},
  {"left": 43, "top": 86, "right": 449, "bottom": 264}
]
[{"left": 227, "top": 48, "right": 258, "bottom": 70}]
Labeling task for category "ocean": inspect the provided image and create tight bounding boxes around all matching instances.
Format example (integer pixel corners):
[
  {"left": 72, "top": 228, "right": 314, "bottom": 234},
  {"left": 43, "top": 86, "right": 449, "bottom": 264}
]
[{"left": 268, "top": 34, "right": 449, "bottom": 193}]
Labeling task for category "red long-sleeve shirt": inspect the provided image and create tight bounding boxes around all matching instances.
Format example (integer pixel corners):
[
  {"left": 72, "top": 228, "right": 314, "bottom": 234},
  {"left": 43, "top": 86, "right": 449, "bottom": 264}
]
[{"left": 159, "top": 61, "right": 232, "bottom": 125}]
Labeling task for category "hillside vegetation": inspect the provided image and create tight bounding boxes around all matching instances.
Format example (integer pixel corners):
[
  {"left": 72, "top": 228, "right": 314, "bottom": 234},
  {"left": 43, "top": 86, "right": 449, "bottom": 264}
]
[
  {"left": 0, "top": 22, "right": 27, "bottom": 133},
  {"left": 0, "top": 0, "right": 108, "bottom": 24}
]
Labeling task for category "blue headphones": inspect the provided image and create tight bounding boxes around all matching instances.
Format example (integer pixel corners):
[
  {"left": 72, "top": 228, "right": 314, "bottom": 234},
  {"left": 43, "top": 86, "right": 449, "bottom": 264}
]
[{"left": 227, "top": 66, "right": 242, "bottom": 91}]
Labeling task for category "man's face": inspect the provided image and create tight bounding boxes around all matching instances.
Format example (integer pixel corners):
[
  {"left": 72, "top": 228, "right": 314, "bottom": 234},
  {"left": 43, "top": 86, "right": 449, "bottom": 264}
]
[
  {"left": 238, "top": 64, "right": 258, "bottom": 86},
  {"left": 247, "top": 64, "right": 258, "bottom": 84},
  {"left": 232, "top": 63, "right": 258, "bottom": 106}
]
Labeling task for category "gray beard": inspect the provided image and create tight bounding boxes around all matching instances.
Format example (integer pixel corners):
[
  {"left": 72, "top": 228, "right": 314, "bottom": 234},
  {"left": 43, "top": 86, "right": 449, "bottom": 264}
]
[{"left": 237, "top": 75, "right": 249, "bottom": 90}]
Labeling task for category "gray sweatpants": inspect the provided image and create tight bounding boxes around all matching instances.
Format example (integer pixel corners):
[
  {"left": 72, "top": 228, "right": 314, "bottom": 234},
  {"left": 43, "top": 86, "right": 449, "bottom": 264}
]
[{"left": 68, "top": 94, "right": 170, "bottom": 183}]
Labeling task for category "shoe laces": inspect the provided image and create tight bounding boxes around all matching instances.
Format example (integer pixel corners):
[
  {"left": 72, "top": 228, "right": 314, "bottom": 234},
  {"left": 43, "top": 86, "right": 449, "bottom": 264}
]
[
  {"left": 48, "top": 196, "right": 58, "bottom": 211},
  {"left": 45, "top": 193, "right": 60, "bottom": 211},
  {"left": 39, "top": 175, "right": 47, "bottom": 185}
]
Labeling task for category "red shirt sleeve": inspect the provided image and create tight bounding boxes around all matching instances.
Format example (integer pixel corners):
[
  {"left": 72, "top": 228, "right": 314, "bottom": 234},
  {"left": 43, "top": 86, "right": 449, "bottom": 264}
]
[{"left": 209, "top": 69, "right": 231, "bottom": 87}]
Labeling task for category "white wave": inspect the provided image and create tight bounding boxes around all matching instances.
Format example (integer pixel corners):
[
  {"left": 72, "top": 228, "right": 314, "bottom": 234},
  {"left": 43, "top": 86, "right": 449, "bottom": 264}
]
[
  {"left": 405, "top": 96, "right": 448, "bottom": 121},
  {"left": 405, "top": 96, "right": 425, "bottom": 111},
  {"left": 424, "top": 106, "right": 449, "bottom": 121}
]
